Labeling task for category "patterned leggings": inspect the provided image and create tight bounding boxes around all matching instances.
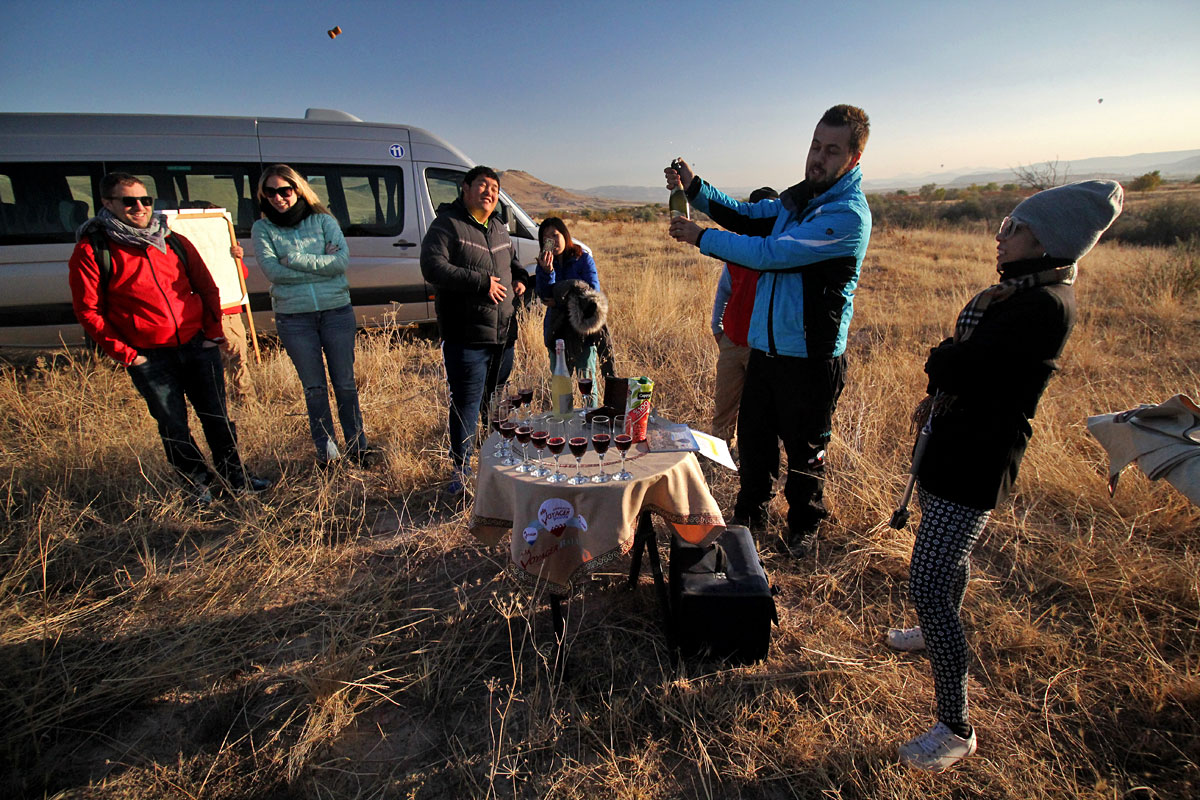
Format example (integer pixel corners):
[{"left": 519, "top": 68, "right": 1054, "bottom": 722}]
[{"left": 909, "top": 487, "right": 991, "bottom": 729}]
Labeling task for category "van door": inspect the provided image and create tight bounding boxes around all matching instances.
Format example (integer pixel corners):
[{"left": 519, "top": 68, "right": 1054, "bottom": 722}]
[{"left": 256, "top": 122, "right": 426, "bottom": 325}]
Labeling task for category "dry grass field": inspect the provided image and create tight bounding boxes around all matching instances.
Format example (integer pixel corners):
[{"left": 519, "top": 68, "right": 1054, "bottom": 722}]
[{"left": 2, "top": 220, "right": 1198, "bottom": 799}]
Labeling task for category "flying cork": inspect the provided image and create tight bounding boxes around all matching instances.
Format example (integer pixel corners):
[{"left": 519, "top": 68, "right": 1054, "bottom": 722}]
[{"left": 327, "top": 25, "right": 342, "bottom": 39}]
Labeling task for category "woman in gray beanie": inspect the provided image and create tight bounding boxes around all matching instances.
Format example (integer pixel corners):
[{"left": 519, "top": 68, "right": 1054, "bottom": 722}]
[{"left": 888, "top": 180, "right": 1124, "bottom": 771}]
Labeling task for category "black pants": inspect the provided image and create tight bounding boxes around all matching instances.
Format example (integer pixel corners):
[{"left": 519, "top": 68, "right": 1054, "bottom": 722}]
[
  {"left": 734, "top": 349, "right": 846, "bottom": 534},
  {"left": 126, "top": 336, "right": 245, "bottom": 487}
]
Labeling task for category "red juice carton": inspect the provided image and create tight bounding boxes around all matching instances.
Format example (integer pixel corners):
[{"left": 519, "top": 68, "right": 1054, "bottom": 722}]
[{"left": 625, "top": 377, "right": 654, "bottom": 442}]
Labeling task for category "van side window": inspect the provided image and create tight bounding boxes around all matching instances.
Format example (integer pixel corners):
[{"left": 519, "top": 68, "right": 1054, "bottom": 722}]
[
  {"left": 0, "top": 162, "right": 100, "bottom": 244},
  {"left": 289, "top": 166, "right": 404, "bottom": 237},
  {"left": 425, "top": 168, "right": 464, "bottom": 213},
  {"left": 107, "top": 163, "right": 261, "bottom": 236}
]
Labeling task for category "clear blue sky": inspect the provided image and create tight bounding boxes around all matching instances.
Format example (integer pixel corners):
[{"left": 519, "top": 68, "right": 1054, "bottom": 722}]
[{"left": 2, "top": 0, "right": 1197, "bottom": 190}]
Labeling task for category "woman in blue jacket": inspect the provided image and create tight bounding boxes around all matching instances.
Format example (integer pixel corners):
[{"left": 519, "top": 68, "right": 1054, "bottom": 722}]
[
  {"left": 536, "top": 217, "right": 610, "bottom": 378},
  {"left": 252, "top": 164, "right": 376, "bottom": 468}
]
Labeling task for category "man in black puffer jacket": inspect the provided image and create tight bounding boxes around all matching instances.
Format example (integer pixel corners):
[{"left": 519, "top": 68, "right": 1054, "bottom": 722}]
[{"left": 421, "top": 166, "right": 527, "bottom": 492}]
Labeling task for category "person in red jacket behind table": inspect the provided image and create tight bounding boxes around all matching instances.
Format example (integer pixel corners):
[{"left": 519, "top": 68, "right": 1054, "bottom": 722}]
[
  {"left": 68, "top": 172, "right": 270, "bottom": 505},
  {"left": 709, "top": 186, "right": 777, "bottom": 450}
]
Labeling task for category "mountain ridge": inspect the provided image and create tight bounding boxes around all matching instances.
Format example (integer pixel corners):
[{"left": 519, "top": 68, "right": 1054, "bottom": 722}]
[{"left": 499, "top": 149, "right": 1199, "bottom": 214}]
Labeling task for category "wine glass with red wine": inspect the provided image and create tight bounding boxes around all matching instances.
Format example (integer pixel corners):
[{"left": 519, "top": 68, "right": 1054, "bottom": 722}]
[
  {"left": 499, "top": 420, "right": 520, "bottom": 466},
  {"left": 517, "top": 386, "right": 534, "bottom": 421},
  {"left": 612, "top": 413, "right": 634, "bottom": 481},
  {"left": 546, "top": 419, "right": 568, "bottom": 483},
  {"left": 529, "top": 416, "right": 552, "bottom": 478},
  {"left": 590, "top": 415, "right": 611, "bottom": 483},
  {"left": 566, "top": 434, "right": 590, "bottom": 485},
  {"left": 514, "top": 424, "right": 534, "bottom": 473},
  {"left": 578, "top": 375, "right": 594, "bottom": 410}
]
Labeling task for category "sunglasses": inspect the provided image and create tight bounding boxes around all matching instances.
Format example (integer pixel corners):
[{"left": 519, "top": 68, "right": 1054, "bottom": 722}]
[
  {"left": 996, "top": 215, "right": 1026, "bottom": 240},
  {"left": 106, "top": 195, "right": 154, "bottom": 209},
  {"left": 262, "top": 185, "right": 297, "bottom": 199}
]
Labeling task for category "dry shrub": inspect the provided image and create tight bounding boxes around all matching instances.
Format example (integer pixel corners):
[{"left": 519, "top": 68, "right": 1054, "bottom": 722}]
[{"left": 1, "top": 222, "right": 1197, "bottom": 798}]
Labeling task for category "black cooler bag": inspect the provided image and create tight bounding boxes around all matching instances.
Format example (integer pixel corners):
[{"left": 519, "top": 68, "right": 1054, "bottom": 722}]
[{"left": 670, "top": 525, "right": 778, "bottom": 664}]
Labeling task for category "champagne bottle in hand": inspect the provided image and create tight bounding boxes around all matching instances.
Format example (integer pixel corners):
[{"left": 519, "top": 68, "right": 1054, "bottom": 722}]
[{"left": 669, "top": 159, "right": 690, "bottom": 219}]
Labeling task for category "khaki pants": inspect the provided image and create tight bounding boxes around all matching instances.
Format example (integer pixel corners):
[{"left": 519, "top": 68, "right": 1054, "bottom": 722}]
[
  {"left": 220, "top": 312, "right": 256, "bottom": 401},
  {"left": 712, "top": 334, "right": 751, "bottom": 442}
]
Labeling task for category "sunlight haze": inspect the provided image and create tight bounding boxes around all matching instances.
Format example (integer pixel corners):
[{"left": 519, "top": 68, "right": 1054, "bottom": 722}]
[{"left": 1, "top": 0, "right": 1196, "bottom": 191}]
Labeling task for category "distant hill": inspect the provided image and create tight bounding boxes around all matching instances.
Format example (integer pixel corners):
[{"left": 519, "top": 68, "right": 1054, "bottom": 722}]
[
  {"left": 863, "top": 149, "right": 1200, "bottom": 192},
  {"left": 501, "top": 148, "right": 1200, "bottom": 214},
  {"left": 580, "top": 184, "right": 757, "bottom": 203},
  {"left": 497, "top": 170, "right": 636, "bottom": 216}
]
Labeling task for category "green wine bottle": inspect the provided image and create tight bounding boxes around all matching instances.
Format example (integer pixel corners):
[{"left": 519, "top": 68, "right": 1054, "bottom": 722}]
[{"left": 669, "top": 159, "right": 690, "bottom": 219}]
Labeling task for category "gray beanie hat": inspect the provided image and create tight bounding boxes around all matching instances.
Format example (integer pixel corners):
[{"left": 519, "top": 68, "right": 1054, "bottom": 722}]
[{"left": 1010, "top": 180, "right": 1124, "bottom": 261}]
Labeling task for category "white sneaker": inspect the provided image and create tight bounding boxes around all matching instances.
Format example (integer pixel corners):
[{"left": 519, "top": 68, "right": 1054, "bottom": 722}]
[
  {"left": 885, "top": 626, "right": 926, "bottom": 652},
  {"left": 898, "top": 722, "right": 977, "bottom": 772}
]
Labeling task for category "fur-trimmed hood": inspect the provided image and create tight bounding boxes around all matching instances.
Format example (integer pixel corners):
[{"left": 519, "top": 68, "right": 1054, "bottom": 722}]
[{"left": 552, "top": 278, "right": 608, "bottom": 336}]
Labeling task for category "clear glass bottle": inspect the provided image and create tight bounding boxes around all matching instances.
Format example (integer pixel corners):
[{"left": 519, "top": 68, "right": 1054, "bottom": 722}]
[{"left": 551, "top": 339, "right": 573, "bottom": 419}]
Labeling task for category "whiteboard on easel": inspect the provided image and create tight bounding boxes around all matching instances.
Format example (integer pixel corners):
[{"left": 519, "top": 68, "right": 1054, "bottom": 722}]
[{"left": 161, "top": 209, "right": 244, "bottom": 311}]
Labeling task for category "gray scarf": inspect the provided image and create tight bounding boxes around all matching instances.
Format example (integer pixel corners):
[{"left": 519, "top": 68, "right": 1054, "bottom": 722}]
[{"left": 75, "top": 207, "right": 170, "bottom": 254}]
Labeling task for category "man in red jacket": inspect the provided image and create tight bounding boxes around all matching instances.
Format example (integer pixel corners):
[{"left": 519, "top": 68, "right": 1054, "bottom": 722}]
[
  {"left": 709, "top": 186, "right": 778, "bottom": 449},
  {"left": 68, "top": 173, "right": 269, "bottom": 505}
]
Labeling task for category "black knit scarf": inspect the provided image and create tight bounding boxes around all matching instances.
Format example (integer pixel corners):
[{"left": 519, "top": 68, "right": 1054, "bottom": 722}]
[{"left": 260, "top": 196, "right": 312, "bottom": 228}]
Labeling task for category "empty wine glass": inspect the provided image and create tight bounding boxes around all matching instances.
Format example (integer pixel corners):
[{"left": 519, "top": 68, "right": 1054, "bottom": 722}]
[{"left": 489, "top": 388, "right": 510, "bottom": 458}]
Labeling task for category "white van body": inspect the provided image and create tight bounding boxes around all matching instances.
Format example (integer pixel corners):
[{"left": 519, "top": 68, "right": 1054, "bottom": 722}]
[{"left": 0, "top": 109, "right": 544, "bottom": 347}]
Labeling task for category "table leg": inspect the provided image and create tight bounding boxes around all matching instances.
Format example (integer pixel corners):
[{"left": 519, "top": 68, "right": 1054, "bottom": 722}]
[
  {"left": 550, "top": 594, "right": 565, "bottom": 642},
  {"left": 626, "top": 512, "right": 675, "bottom": 649},
  {"left": 627, "top": 510, "right": 652, "bottom": 588}
]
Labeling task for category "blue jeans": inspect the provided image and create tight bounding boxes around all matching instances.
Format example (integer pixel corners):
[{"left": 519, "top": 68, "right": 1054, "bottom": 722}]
[
  {"left": 275, "top": 304, "right": 366, "bottom": 460},
  {"left": 126, "top": 335, "right": 246, "bottom": 486},
  {"left": 442, "top": 341, "right": 514, "bottom": 471}
]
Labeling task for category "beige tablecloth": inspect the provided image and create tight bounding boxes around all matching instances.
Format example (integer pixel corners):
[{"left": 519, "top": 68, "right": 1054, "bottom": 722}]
[{"left": 469, "top": 432, "right": 725, "bottom": 593}]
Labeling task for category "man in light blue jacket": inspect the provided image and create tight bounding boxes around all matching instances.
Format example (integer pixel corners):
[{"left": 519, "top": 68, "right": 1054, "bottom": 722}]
[{"left": 668, "top": 105, "right": 871, "bottom": 556}]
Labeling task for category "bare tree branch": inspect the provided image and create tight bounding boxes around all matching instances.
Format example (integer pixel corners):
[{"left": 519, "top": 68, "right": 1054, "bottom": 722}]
[{"left": 1011, "top": 159, "right": 1069, "bottom": 191}]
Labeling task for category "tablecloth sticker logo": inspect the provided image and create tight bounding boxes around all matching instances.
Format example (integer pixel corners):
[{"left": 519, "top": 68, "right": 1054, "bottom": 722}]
[
  {"left": 388, "top": 143, "right": 405, "bottom": 159},
  {"left": 522, "top": 498, "right": 587, "bottom": 545},
  {"left": 539, "top": 498, "right": 586, "bottom": 536}
]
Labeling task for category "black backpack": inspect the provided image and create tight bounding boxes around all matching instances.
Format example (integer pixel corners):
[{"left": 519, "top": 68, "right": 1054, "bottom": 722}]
[{"left": 88, "top": 230, "right": 189, "bottom": 293}]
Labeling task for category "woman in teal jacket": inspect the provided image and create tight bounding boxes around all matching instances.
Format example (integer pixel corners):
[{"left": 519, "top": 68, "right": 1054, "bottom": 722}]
[{"left": 252, "top": 164, "right": 376, "bottom": 468}]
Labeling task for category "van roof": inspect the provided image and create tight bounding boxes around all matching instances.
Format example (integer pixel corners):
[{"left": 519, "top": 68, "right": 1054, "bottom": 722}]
[{"left": 0, "top": 110, "right": 475, "bottom": 167}]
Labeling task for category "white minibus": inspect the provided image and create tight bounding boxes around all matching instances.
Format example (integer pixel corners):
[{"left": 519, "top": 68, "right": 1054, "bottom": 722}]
[{"left": 0, "top": 108, "right": 543, "bottom": 347}]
